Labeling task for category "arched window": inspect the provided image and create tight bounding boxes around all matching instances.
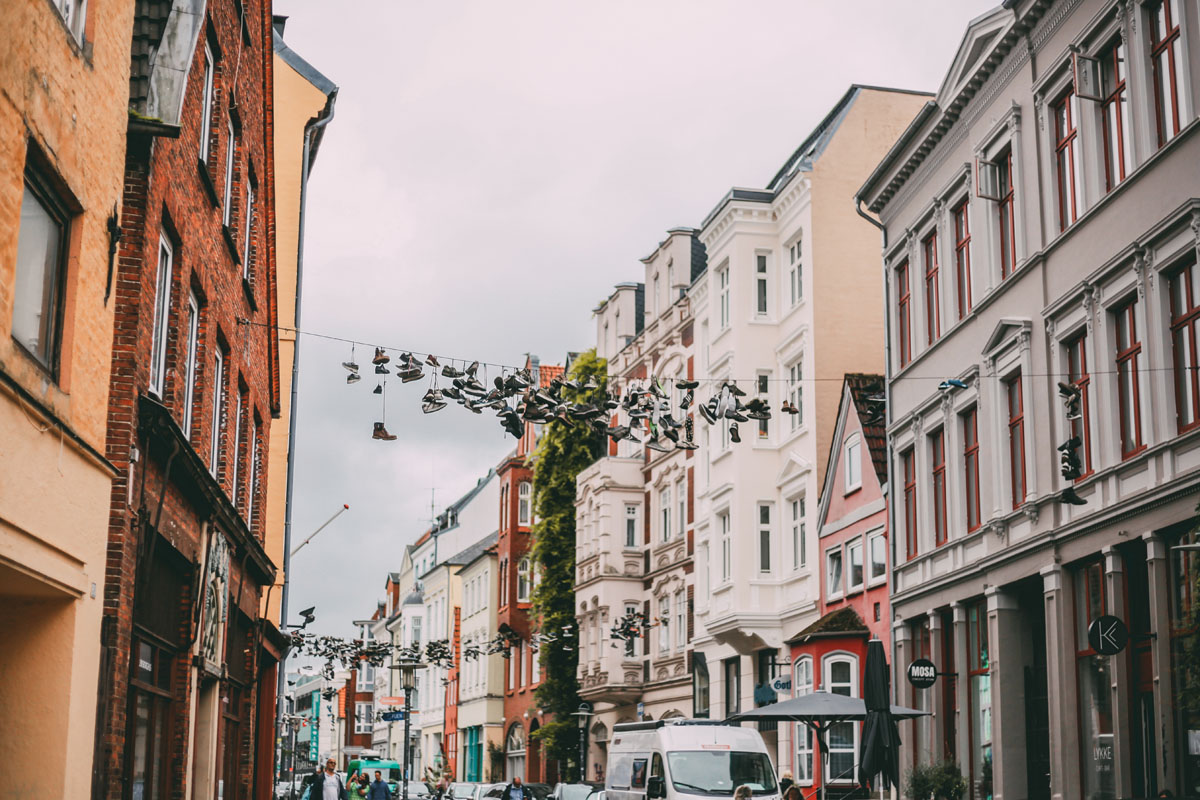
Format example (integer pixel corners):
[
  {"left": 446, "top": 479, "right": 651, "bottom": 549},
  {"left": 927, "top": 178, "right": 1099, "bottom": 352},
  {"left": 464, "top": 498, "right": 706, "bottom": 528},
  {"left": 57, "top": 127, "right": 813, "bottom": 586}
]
[
  {"left": 823, "top": 653, "right": 860, "bottom": 784},
  {"left": 793, "top": 657, "right": 814, "bottom": 784},
  {"left": 518, "top": 481, "right": 532, "bottom": 526},
  {"left": 517, "top": 557, "right": 532, "bottom": 602},
  {"left": 506, "top": 722, "right": 526, "bottom": 780}
]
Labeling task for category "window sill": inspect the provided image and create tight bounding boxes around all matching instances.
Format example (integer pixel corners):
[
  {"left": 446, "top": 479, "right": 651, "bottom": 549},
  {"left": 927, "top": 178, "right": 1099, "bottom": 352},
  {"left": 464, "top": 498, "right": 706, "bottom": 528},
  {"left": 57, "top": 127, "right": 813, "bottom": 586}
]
[
  {"left": 197, "top": 159, "right": 220, "bottom": 207},
  {"left": 712, "top": 447, "right": 734, "bottom": 466},
  {"left": 242, "top": 276, "right": 257, "bottom": 310},
  {"left": 222, "top": 224, "right": 241, "bottom": 264},
  {"left": 844, "top": 483, "right": 862, "bottom": 497}
]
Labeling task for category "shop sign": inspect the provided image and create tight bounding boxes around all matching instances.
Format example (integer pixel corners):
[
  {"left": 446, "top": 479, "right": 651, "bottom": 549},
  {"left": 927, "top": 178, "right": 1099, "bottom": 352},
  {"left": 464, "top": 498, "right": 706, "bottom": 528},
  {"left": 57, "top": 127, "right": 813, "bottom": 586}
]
[
  {"left": 309, "top": 693, "right": 320, "bottom": 761},
  {"left": 769, "top": 675, "right": 792, "bottom": 694},
  {"left": 907, "top": 658, "right": 938, "bottom": 689},
  {"left": 1087, "top": 615, "right": 1128, "bottom": 656},
  {"left": 200, "top": 530, "right": 230, "bottom": 667}
]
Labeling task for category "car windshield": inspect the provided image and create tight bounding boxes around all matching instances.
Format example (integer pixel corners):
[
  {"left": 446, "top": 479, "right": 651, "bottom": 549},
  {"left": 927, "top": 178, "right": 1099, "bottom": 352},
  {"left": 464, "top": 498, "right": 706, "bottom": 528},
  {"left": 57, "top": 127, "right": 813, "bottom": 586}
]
[{"left": 666, "top": 751, "right": 778, "bottom": 796}]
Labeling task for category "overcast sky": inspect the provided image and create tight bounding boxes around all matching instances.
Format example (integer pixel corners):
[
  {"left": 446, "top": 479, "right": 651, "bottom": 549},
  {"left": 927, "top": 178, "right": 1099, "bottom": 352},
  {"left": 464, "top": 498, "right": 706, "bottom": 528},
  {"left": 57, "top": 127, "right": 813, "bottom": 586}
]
[{"left": 274, "top": 0, "right": 997, "bottom": 642}]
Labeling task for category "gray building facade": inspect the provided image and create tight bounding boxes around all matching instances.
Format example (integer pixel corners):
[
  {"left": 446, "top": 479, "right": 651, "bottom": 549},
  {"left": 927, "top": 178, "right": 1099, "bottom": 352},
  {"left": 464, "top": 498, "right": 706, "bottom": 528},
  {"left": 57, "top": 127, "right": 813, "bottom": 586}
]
[{"left": 858, "top": 0, "right": 1200, "bottom": 798}]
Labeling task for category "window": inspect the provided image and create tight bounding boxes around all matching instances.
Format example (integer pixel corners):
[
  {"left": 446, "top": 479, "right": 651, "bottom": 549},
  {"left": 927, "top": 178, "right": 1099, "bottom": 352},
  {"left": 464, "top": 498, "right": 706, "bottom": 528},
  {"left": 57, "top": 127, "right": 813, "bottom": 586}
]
[
  {"left": 724, "top": 657, "right": 741, "bottom": 715},
  {"left": 516, "top": 642, "right": 524, "bottom": 688},
  {"left": 962, "top": 408, "right": 981, "bottom": 532},
  {"left": 756, "top": 373, "right": 770, "bottom": 438},
  {"left": 1073, "top": 561, "right": 1113, "bottom": 798},
  {"left": 793, "top": 657, "right": 814, "bottom": 783},
  {"left": 903, "top": 449, "right": 917, "bottom": 560},
  {"left": 653, "top": 274, "right": 660, "bottom": 317},
  {"left": 789, "top": 240, "right": 803, "bottom": 306},
  {"left": 824, "top": 656, "right": 859, "bottom": 782},
  {"left": 675, "top": 588, "right": 685, "bottom": 649},
  {"left": 827, "top": 548, "right": 843, "bottom": 597},
  {"left": 246, "top": 419, "right": 259, "bottom": 527},
  {"left": 847, "top": 539, "right": 863, "bottom": 592},
  {"left": 755, "top": 254, "right": 768, "bottom": 315},
  {"left": 241, "top": 178, "right": 255, "bottom": 279},
  {"left": 661, "top": 486, "right": 671, "bottom": 542},
  {"left": 149, "top": 236, "right": 173, "bottom": 396},
  {"left": 624, "top": 504, "right": 638, "bottom": 548},
  {"left": 996, "top": 147, "right": 1016, "bottom": 280},
  {"left": 182, "top": 293, "right": 200, "bottom": 439},
  {"left": 13, "top": 173, "right": 69, "bottom": 372},
  {"left": 355, "top": 702, "right": 373, "bottom": 735},
  {"left": 659, "top": 595, "right": 670, "bottom": 652},
  {"left": 677, "top": 478, "right": 686, "bottom": 538},
  {"left": 758, "top": 504, "right": 771, "bottom": 573},
  {"left": 844, "top": 436, "right": 861, "bottom": 492},
  {"left": 931, "top": 429, "right": 947, "bottom": 547},
  {"left": 1150, "top": 0, "right": 1185, "bottom": 147},
  {"left": 411, "top": 616, "right": 422, "bottom": 648},
  {"left": 223, "top": 121, "right": 237, "bottom": 228},
  {"left": 791, "top": 497, "right": 806, "bottom": 569},
  {"left": 199, "top": 43, "right": 215, "bottom": 162},
  {"left": 867, "top": 532, "right": 886, "bottom": 584},
  {"left": 968, "top": 601, "right": 992, "bottom": 794},
  {"left": 624, "top": 602, "right": 639, "bottom": 657},
  {"left": 923, "top": 231, "right": 941, "bottom": 343},
  {"left": 358, "top": 660, "right": 375, "bottom": 689},
  {"left": 1098, "top": 40, "right": 1133, "bottom": 191},
  {"left": 1052, "top": 87, "right": 1081, "bottom": 232},
  {"left": 953, "top": 200, "right": 972, "bottom": 319},
  {"left": 1115, "top": 300, "right": 1144, "bottom": 457},
  {"left": 231, "top": 389, "right": 243, "bottom": 504},
  {"left": 517, "top": 557, "right": 531, "bottom": 603},
  {"left": 694, "top": 655, "right": 711, "bottom": 718},
  {"left": 129, "top": 639, "right": 174, "bottom": 800},
  {"left": 209, "top": 348, "right": 224, "bottom": 475},
  {"left": 1065, "top": 334, "right": 1094, "bottom": 474},
  {"left": 788, "top": 361, "right": 803, "bottom": 429},
  {"left": 51, "top": 0, "right": 87, "bottom": 42},
  {"left": 1006, "top": 374, "right": 1026, "bottom": 509},
  {"left": 518, "top": 481, "right": 531, "bottom": 526},
  {"left": 720, "top": 513, "right": 731, "bottom": 582},
  {"left": 718, "top": 266, "right": 730, "bottom": 329},
  {"left": 896, "top": 261, "right": 912, "bottom": 366},
  {"left": 1169, "top": 257, "right": 1200, "bottom": 433}
]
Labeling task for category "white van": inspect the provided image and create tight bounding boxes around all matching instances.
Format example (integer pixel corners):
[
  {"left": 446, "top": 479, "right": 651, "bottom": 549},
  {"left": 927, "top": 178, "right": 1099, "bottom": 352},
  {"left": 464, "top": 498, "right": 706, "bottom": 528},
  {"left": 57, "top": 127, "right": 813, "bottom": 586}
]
[{"left": 605, "top": 720, "right": 779, "bottom": 800}]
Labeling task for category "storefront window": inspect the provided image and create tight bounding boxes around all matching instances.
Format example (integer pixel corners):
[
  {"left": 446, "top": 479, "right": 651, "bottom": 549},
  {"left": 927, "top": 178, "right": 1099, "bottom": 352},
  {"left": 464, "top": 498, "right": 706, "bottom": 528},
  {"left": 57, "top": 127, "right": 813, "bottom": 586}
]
[
  {"left": 968, "top": 602, "right": 992, "bottom": 800},
  {"left": 128, "top": 638, "right": 173, "bottom": 800},
  {"left": 793, "top": 657, "right": 813, "bottom": 783},
  {"left": 1076, "top": 561, "right": 1115, "bottom": 799}
]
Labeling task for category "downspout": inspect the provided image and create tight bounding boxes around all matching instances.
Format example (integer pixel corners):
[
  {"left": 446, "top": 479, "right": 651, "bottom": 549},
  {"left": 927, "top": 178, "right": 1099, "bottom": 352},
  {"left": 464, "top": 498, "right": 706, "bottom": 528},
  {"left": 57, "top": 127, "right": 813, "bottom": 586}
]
[{"left": 277, "top": 92, "right": 338, "bottom": 749}]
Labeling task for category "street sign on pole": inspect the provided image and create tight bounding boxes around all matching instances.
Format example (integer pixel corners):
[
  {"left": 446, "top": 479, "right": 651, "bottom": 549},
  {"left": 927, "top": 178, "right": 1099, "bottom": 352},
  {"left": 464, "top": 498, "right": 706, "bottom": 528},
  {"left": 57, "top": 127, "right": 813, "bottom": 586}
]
[
  {"left": 381, "top": 711, "right": 407, "bottom": 722},
  {"left": 378, "top": 696, "right": 406, "bottom": 707}
]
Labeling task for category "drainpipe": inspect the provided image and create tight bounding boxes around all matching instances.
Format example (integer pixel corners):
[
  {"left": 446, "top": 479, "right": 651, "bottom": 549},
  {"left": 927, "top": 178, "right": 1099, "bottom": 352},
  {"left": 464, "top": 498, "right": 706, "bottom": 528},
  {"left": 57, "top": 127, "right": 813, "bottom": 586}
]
[{"left": 277, "top": 91, "right": 338, "bottom": 763}]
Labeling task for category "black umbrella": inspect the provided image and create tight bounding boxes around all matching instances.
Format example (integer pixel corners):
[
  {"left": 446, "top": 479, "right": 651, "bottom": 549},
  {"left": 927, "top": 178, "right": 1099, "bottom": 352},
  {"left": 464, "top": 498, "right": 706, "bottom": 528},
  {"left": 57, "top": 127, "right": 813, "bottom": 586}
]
[{"left": 858, "top": 639, "right": 901, "bottom": 789}]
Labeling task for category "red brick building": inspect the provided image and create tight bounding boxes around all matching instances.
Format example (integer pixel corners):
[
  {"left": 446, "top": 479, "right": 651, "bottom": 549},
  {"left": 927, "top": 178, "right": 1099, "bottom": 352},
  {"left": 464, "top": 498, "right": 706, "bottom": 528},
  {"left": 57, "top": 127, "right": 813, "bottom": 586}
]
[
  {"left": 93, "top": 0, "right": 283, "bottom": 798},
  {"left": 788, "top": 375, "right": 889, "bottom": 793},
  {"left": 497, "top": 356, "right": 561, "bottom": 783},
  {"left": 340, "top": 668, "right": 374, "bottom": 767}
]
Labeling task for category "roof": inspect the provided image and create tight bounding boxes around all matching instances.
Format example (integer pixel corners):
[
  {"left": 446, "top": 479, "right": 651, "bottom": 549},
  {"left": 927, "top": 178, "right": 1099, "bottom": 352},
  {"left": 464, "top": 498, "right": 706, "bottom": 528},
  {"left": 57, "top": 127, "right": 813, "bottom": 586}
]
[
  {"left": 445, "top": 532, "right": 499, "bottom": 567},
  {"left": 128, "top": 0, "right": 173, "bottom": 111},
  {"left": 786, "top": 606, "right": 869, "bottom": 644},
  {"left": 273, "top": 30, "right": 338, "bottom": 97},
  {"left": 454, "top": 539, "right": 500, "bottom": 573},
  {"left": 846, "top": 374, "right": 888, "bottom": 485}
]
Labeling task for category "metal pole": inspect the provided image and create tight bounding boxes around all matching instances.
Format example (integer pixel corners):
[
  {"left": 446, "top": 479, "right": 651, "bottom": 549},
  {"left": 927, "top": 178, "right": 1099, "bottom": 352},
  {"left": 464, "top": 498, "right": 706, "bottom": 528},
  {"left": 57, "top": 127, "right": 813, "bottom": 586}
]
[{"left": 403, "top": 686, "right": 412, "bottom": 800}]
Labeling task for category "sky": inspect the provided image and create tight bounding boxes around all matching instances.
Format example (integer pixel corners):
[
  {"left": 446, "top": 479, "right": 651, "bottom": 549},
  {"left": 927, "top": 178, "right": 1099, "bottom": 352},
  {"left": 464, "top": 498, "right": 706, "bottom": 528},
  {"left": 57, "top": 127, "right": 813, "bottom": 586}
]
[{"left": 274, "top": 0, "right": 998, "bottom": 641}]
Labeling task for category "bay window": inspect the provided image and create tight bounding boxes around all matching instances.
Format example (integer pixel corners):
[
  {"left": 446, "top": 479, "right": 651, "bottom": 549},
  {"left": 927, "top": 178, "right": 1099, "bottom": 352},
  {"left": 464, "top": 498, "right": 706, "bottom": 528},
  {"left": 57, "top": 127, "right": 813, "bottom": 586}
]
[
  {"left": 791, "top": 497, "right": 806, "bottom": 569},
  {"left": 517, "top": 557, "right": 531, "bottom": 602},
  {"left": 625, "top": 504, "right": 639, "bottom": 548},
  {"left": 518, "top": 481, "right": 531, "bottom": 526}
]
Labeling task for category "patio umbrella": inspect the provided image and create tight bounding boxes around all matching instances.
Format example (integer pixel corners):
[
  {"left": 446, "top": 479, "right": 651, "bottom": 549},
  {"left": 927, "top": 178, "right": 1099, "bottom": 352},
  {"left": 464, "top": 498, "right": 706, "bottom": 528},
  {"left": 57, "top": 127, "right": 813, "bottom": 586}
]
[{"left": 858, "top": 639, "right": 901, "bottom": 790}]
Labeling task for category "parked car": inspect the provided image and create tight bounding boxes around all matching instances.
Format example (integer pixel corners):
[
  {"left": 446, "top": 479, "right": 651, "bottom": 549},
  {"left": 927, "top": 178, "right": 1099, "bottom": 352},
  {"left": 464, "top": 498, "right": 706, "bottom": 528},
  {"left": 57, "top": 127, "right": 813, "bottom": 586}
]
[
  {"left": 473, "top": 783, "right": 505, "bottom": 800},
  {"left": 451, "top": 782, "right": 484, "bottom": 800},
  {"left": 550, "top": 783, "right": 605, "bottom": 800},
  {"left": 484, "top": 783, "right": 551, "bottom": 800},
  {"left": 526, "top": 783, "right": 552, "bottom": 800}
]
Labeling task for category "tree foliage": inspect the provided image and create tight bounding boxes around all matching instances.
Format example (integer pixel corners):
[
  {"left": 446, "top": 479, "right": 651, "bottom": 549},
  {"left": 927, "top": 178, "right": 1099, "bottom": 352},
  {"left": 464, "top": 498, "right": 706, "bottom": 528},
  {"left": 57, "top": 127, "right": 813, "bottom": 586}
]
[{"left": 530, "top": 349, "right": 608, "bottom": 775}]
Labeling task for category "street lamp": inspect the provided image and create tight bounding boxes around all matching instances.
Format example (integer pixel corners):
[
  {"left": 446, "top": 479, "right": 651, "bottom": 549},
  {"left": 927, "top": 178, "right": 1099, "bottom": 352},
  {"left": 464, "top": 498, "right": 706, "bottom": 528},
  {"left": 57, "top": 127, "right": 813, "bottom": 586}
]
[
  {"left": 392, "top": 656, "right": 424, "bottom": 800},
  {"left": 571, "top": 702, "right": 594, "bottom": 783}
]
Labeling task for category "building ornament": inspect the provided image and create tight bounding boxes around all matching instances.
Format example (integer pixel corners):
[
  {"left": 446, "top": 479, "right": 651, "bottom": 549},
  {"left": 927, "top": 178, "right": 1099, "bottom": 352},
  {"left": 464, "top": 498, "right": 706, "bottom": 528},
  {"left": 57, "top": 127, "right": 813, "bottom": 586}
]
[
  {"left": 940, "top": 392, "right": 954, "bottom": 418},
  {"left": 1190, "top": 208, "right": 1200, "bottom": 246},
  {"left": 1018, "top": 328, "right": 1032, "bottom": 354},
  {"left": 1133, "top": 245, "right": 1150, "bottom": 298},
  {"left": 1008, "top": 101, "right": 1022, "bottom": 135},
  {"left": 910, "top": 416, "right": 923, "bottom": 442},
  {"left": 1044, "top": 317, "right": 1056, "bottom": 337},
  {"left": 963, "top": 161, "right": 973, "bottom": 187},
  {"left": 985, "top": 518, "right": 1009, "bottom": 541},
  {"left": 1021, "top": 501, "right": 1039, "bottom": 526}
]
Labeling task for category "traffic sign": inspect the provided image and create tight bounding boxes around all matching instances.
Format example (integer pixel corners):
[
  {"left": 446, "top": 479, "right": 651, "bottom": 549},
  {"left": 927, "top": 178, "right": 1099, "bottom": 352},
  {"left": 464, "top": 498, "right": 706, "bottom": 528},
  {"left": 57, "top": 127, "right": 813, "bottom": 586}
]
[
  {"left": 1087, "top": 615, "right": 1128, "bottom": 656},
  {"left": 381, "top": 711, "right": 407, "bottom": 722},
  {"left": 907, "top": 658, "right": 938, "bottom": 689},
  {"left": 769, "top": 675, "right": 792, "bottom": 694},
  {"left": 378, "top": 697, "right": 406, "bottom": 707}
]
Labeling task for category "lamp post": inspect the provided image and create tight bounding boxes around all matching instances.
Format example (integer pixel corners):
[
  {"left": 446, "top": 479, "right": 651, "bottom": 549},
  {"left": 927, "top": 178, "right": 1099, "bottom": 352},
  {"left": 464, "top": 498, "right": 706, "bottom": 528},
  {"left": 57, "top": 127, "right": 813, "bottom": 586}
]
[
  {"left": 572, "top": 702, "right": 593, "bottom": 783},
  {"left": 392, "top": 657, "right": 424, "bottom": 800}
]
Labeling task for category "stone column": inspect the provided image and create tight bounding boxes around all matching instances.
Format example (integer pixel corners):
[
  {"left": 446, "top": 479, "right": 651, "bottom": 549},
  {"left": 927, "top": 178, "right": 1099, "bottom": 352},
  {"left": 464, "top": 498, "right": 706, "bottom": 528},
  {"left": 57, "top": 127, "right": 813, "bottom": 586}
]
[
  {"left": 893, "top": 618, "right": 914, "bottom": 771},
  {"left": 1105, "top": 547, "right": 1134, "bottom": 797},
  {"left": 986, "top": 585, "right": 1027, "bottom": 800},
  {"left": 928, "top": 610, "right": 946, "bottom": 765},
  {"left": 1043, "top": 564, "right": 1079, "bottom": 800},
  {"left": 951, "top": 602, "right": 970, "bottom": 771},
  {"left": 1145, "top": 533, "right": 1177, "bottom": 790}
]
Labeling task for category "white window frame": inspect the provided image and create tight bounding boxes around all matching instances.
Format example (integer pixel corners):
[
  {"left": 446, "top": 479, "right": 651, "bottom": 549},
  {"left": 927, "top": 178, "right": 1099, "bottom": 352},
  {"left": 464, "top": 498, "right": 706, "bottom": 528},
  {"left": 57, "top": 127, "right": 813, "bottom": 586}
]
[
  {"left": 676, "top": 478, "right": 686, "bottom": 539},
  {"left": 660, "top": 486, "right": 671, "bottom": 542},
  {"left": 222, "top": 117, "right": 236, "bottom": 225},
  {"left": 518, "top": 481, "right": 532, "bottom": 526},
  {"left": 149, "top": 235, "right": 173, "bottom": 396},
  {"left": 241, "top": 178, "right": 254, "bottom": 278},
  {"left": 757, "top": 503, "right": 772, "bottom": 574},
  {"left": 623, "top": 602, "right": 639, "bottom": 657},
  {"left": 199, "top": 43, "right": 215, "bottom": 163},
  {"left": 844, "top": 434, "right": 862, "bottom": 493},
  {"left": 755, "top": 253, "right": 769, "bottom": 317},
  {"left": 355, "top": 702, "right": 373, "bottom": 735},
  {"left": 827, "top": 547, "right": 844, "bottom": 599},
  {"left": 720, "top": 513, "right": 731, "bottom": 582},
  {"left": 52, "top": 0, "right": 88, "bottom": 43},
  {"left": 517, "top": 557, "right": 531, "bottom": 602},
  {"left": 847, "top": 538, "right": 864, "bottom": 593},
  {"left": 674, "top": 588, "right": 686, "bottom": 649},
  {"left": 791, "top": 497, "right": 807, "bottom": 569},
  {"left": 789, "top": 239, "right": 803, "bottom": 306},
  {"left": 789, "top": 360, "right": 803, "bottom": 429},
  {"left": 209, "top": 348, "right": 224, "bottom": 474},
  {"left": 756, "top": 372, "right": 771, "bottom": 439},
  {"left": 658, "top": 595, "right": 671, "bottom": 653},
  {"left": 246, "top": 418, "right": 259, "bottom": 526},
  {"left": 867, "top": 530, "right": 887, "bottom": 586},
  {"left": 231, "top": 390, "right": 243, "bottom": 504},
  {"left": 718, "top": 266, "right": 730, "bottom": 330},
  {"left": 823, "top": 654, "right": 860, "bottom": 783},
  {"left": 793, "top": 656, "right": 814, "bottom": 785},
  {"left": 182, "top": 292, "right": 200, "bottom": 439}
]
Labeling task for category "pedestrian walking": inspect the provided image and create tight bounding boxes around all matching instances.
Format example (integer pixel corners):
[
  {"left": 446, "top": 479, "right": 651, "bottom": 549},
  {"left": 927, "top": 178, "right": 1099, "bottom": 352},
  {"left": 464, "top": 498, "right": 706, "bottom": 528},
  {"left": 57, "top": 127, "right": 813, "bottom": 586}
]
[
  {"left": 778, "top": 771, "right": 793, "bottom": 797},
  {"left": 368, "top": 770, "right": 391, "bottom": 800},
  {"left": 782, "top": 786, "right": 800, "bottom": 800},
  {"left": 304, "top": 757, "right": 348, "bottom": 800},
  {"left": 502, "top": 776, "right": 532, "bottom": 800},
  {"left": 348, "top": 771, "right": 369, "bottom": 800}
]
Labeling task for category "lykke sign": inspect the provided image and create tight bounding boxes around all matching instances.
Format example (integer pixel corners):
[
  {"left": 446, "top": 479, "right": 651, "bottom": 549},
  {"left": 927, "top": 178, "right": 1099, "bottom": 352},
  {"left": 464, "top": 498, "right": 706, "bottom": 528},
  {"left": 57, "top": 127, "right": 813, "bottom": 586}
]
[
  {"left": 907, "top": 658, "right": 938, "bottom": 689},
  {"left": 1087, "top": 615, "right": 1129, "bottom": 656}
]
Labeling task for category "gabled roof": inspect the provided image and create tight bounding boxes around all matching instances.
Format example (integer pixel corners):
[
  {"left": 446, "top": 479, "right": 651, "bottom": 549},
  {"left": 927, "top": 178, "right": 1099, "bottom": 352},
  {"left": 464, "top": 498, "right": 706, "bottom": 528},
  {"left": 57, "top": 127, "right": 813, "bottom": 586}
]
[
  {"left": 445, "top": 532, "right": 499, "bottom": 567},
  {"left": 786, "top": 606, "right": 869, "bottom": 644},
  {"left": 816, "top": 374, "right": 887, "bottom": 517}
]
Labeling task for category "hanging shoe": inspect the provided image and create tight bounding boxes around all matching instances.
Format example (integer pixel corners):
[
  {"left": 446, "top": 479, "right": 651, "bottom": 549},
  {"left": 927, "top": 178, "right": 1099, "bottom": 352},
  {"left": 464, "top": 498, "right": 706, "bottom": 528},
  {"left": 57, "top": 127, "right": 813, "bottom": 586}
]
[
  {"left": 346, "top": 372, "right": 361, "bottom": 384},
  {"left": 647, "top": 437, "right": 672, "bottom": 453},
  {"left": 698, "top": 403, "right": 717, "bottom": 425},
  {"left": 375, "top": 363, "right": 390, "bottom": 375},
  {"left": 465, "top": 361, "right": 480, "bottom": 377},
  {"left": 676, "top": 379, "right": 699, "bottom": 390},
  {"left": 422, "top": 399, "right": 447, "bottom": 414},
  {"left": 426, "top": 354, "right": 441, "bottom": 368},
  {"left": 372, "top": 422, "right": 397, "bottom": 441},
  {"left": 679, "top": 389, "right": 693, "bottom": 410},
  {"left": 373, "top": 383, "right": 383, "bottom": 395},
  {"left": 729, "top": 423, "right": 741, "bottom": 443},
  {"left": 442, "top": 386, "right": 464, "bottom": 401},
  {"left": 442, "top": 364, "right": 464, "bottom": 379},
  {"left": 342, "top": 360, "right": 360, "bottom": 373},
  {"left": 1059, "top": 487, "right": 1088, "bottom": 506},
  {"left": 726, "top": 381, "right": 746, "bottom": 397},
  {"left": 399, "top": 366, "right": 425, "bottom": 384},
  {"left": 372, "top": 348, "right": 390, "bottom": 365}
]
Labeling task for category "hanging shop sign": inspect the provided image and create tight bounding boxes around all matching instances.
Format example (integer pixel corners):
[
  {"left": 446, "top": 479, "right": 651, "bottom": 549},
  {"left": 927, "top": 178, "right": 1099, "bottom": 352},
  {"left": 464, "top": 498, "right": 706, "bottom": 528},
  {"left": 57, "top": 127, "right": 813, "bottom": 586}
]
[
  {"left": 1087, "top": 615, "right": 1129, "bottom": 656},
  {"left": 769, "top": 675, "right": 792, "bottom": 694},
  {"left": 200, "top": 530, "right": 230, "bottom": 668},
  {"left": 309, "top": 693, "right": 320, "bottom": 761},
  {"left": 907, "top": 658, "right": 938, "bottom": 689}
]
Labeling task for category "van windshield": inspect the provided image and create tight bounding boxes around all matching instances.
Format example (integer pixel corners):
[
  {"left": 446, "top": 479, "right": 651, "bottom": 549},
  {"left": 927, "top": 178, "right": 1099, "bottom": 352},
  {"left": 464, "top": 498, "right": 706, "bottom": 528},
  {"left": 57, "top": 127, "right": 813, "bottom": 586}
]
[{"left": 666, "top": 751, "right": 778, "bottom": 796}]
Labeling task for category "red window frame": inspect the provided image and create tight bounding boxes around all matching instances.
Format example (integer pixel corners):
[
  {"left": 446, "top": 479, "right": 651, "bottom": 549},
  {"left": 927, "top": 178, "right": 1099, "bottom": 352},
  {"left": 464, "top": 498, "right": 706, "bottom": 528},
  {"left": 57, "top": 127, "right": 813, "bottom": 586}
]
[
  {"left": 1099, "top": 40, "right": 1131, "bottom": 191},
  {"left": 903, "top": 449, "right": 917, "bottom": 560},
  {"left": 996, "top": 148, "right": 1016, "bottom": 279},
  {"left": 931, "top": 429, "right": 947, "bottom": 547},
  {"left": 897, "top": 261, "right": 911, "bottom": 367},
  {"left": 953, "top": 200, "right": 972, "bottom": 319},
  {"left": 924, "top": 232, "right": 941, "bottom": 344},
  {"left": 1052, "top": 88, "right": 1079, "bottom": 232},
  {"left": 962, "top": 408, "right": 981, "bottom": 532},
  {"left": 940, "top": 609, "right": 959, "bottom": 762},
  {"left": 1169, "top": 257, "right": 1200, "bottom": 433},
  {"left": 1115, "top": 300, "right": 1145, "bottom": 458},
  {"left": 1065, "top": 334, "right": 1093, "bottom": 477},
  {"left": 1150, "top": 0, "right": 1183, "bottom": 147},
  {"left": 966, "top": 599, "right": 990, "bottom": 791},
  {"left": 1006, "top": 373, "right": 1025, "bottom": 509}
]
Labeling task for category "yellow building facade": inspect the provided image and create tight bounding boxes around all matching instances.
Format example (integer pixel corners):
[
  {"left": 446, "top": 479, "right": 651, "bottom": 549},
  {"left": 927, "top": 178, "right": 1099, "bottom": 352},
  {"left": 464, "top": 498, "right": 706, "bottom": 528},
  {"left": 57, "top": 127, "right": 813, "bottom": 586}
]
[{"left": 0, "top": 1, "right": 132, "bottom": 797}]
